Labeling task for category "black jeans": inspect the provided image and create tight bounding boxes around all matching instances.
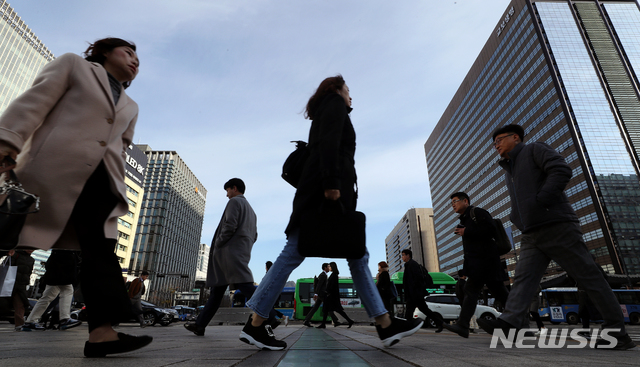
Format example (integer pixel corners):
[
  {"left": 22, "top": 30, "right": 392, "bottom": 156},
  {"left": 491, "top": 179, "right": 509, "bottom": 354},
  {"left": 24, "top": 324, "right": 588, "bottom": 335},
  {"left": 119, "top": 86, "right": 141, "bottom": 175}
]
[
  {"left": 458, "top": 276, "right": 509, "bottom": 329},
  {"left": 71, "top": 162, "right": 132, "bottom": 332},
  {"left": 405, "top": 297, "right": 443, "bottom": 327},
  {"left": 196, "top": 282, "right": 255, "bottom": 328}
]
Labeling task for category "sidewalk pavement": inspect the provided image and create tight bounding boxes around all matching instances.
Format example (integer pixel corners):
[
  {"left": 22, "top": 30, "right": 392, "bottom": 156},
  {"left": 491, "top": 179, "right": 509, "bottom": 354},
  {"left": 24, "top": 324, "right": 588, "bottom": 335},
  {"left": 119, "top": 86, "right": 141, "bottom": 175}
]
[{"left": 1, "top": 321, "right": 639, "bottom": 366}]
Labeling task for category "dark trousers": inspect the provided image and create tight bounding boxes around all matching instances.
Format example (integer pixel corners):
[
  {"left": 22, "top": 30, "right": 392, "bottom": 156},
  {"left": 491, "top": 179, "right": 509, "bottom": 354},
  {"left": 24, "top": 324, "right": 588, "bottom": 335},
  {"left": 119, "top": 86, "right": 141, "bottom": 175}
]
[
  {"left": 322, "top": 307, "right": 352, "bottom": 325},
  {"left": 382, "top": 297, "right": 394, "bottom": 315},
  {"left": 458, "top": 277, "right": 509, "bottom": 328},
  {"left": 405, "top": 297, "right": 443, "bottom": 327},
  {"left": 71, "top": 162, "right": 132, "bottom": 332},
  {"left": 530, "top": 311, "right": 545, "bottom": 329},
  {"left": 12, "top": 287, "right": 29, "bottom": 327},
  {"left": 196, "top": 282, "right": 255, "bottom": 328},
  {"left": 303, "top": 298, "right": 338, "bottom": 324}
]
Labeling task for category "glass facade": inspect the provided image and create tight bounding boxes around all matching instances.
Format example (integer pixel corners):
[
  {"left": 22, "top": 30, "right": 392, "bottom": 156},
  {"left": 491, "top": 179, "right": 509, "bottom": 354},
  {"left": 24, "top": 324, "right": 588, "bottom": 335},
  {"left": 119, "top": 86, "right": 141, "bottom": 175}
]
[
  {"left": 0, "top": 0, "right": 54, "bottom": 114},
  {"left": 129, "top": 146, "right": 207, "bottom": 306},
  {"left": 425, "top": 0, "right": 640, "bottom": 280}
]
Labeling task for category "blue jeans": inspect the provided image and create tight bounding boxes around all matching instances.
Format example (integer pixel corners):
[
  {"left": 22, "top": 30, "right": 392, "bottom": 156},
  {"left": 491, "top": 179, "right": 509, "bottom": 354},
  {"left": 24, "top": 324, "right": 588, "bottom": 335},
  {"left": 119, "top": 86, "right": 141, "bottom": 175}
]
[{"left": 246, "top": 230, "right": 387, "bottom": 319}]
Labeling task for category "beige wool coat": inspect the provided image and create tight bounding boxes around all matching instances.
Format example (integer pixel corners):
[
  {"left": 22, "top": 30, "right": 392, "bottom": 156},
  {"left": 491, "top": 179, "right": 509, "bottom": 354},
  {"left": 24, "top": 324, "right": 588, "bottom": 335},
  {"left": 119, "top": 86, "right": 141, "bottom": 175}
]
[{"left": 0, "top": 53, "right": 138, "bottom": 250}]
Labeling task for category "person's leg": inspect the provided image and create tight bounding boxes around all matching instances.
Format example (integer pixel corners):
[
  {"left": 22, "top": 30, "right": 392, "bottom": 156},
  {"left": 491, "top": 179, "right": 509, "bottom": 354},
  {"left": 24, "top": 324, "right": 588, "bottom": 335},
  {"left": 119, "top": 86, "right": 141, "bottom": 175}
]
[
  {"left": 336, "top": 309, "right": 354, "bottom": 324},
  {"left": 347, "top": 250, "right": 387, "bottom": 319},
  {"left": 246, "top": 230, "right": 305, "bottom": 321},
  {"left": 530, "top": 311, "right": 544, "bottom": 330},
  {"left": 195, "top": 285, "right": 227, "bottom": 328},
  {"left": 485, "top": 280, "right": 510, "bottom": 313},
  {"left": 26, "top": 285, "right": 60, "bottom": 323},
  {"left": 404, "top": 301, "right": 416, "bottom": 320},
  {"left": 58, "top": 285, "right": 74, "bottom": 321},
  {"left": 457, "top": 277, "right": 483, "bottom": 328},
  {"left": 497, "top": 231, "right": 551, "bottom": 328},
  {"left": 540, "top": 223, "right": 626, "bottom": 336},
  {"left": 12, "top": 287, "right": 28, "bottom": 328},
  {"left": 304, "top": 301, "right": 321, "bottom": 323},
  {"left": 416, "top": 298, "right": 443, "bottom": 328},
  {"left": 274, "top": 309, "right": 284, "bottom": 318}
]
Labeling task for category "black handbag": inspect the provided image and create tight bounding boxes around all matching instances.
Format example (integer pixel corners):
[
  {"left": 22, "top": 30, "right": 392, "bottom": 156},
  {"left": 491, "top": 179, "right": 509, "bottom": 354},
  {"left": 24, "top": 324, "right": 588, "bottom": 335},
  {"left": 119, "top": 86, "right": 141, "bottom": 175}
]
[
  {"left": 0, "top": 169, "right": 40, "bottom": 250},
  {"left": 298, "top": 200, "right": 366, "bottom": 259},
  {"left": 281, "top": 140, "right": 308, "bottom": 188}
]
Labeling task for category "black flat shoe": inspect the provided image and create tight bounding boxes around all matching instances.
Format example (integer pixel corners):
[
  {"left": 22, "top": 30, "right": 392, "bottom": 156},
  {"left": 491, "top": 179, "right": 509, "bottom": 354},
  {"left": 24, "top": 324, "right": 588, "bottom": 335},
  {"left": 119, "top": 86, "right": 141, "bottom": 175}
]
[
  {"left": 84, "top": 332, "right": 153, "bottom": 358},
  {"left": 316, "top": 324, "right": 326, "bottom": 329},
  {"left": 347, "top": 321, "right": 354, "bottom": 328}
]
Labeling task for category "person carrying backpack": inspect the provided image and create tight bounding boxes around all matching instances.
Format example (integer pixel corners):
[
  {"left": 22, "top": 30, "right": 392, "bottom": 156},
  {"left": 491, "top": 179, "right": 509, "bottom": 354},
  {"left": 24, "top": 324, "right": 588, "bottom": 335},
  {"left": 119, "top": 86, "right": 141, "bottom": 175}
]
[
  {"left": 444, "top": 192, "right": 510, "bottom": 338},
  {"left": 401, "top": 249, "right": 443, "bottom": 332}
]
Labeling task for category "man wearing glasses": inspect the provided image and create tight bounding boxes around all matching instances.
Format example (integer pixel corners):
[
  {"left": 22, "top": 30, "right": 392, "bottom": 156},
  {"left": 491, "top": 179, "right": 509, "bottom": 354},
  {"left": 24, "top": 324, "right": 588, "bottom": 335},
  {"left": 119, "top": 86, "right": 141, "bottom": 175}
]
[
  {"left": 477, "top": 124, "right": 635, "bottom": 350},
  {"left": 444, "top": 192, "right": 509, "bottom": 338}
]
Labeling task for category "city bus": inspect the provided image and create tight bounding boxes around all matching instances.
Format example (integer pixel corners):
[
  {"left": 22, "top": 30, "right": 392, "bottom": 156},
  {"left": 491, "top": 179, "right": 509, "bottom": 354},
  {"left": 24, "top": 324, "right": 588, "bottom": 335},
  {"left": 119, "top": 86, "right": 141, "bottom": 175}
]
[
  {"left": 539, "top": 287, "right": 640, "bottom": 325},
  {"left": 231, "top": 286, "right": 295, "bottom": 319},
  {"left": 293, "top": 272, "right": 456, "bottom": 321}
]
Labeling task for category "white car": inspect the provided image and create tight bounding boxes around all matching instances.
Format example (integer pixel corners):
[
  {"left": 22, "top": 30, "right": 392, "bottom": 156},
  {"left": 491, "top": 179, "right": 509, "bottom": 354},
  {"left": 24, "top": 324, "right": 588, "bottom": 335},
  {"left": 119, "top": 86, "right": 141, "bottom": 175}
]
[{"left": 413, "top": 294, "right": 501, "bottom": 327}]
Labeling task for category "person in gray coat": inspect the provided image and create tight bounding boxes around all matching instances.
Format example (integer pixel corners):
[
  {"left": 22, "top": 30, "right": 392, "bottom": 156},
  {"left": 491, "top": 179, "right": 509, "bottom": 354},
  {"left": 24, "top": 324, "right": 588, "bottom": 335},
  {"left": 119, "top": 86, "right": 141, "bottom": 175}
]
[
  {"left": 478, "top": 124, "right": 635, "bottom": 350},
  {"left": 184, "top": 178, "right": 258, "bottom": 336}
]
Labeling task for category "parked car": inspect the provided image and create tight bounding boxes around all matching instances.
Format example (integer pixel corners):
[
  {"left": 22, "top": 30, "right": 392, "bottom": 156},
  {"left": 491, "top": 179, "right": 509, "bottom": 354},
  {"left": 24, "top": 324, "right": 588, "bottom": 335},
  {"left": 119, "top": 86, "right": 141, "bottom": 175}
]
[
  {"left": 414, "top": 294, "right": 501, "bottom": 328},
  {"left": 70, "top": 300, "right": 175, "bottom": 326},
  {"left": 172, "top": 305, "right": 196, "bottom": 322}
]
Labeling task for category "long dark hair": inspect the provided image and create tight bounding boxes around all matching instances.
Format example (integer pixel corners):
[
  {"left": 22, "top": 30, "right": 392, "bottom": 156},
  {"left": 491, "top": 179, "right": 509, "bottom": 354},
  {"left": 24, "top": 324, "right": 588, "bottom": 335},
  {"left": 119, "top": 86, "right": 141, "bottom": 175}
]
[
  {"left": 84, "top": 37, "right": 137, "bottom": 89},
  {"left": 304, "top": 75, "right": 345, "bottom": 120},
  {"left": 330, "top": 261, "right": 339, "bottom": 275}
]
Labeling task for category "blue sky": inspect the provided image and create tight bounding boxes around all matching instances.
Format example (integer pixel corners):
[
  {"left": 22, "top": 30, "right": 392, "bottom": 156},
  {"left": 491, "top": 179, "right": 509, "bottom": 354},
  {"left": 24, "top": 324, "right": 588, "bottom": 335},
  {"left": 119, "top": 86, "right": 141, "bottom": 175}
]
[{"left": 14, "top": 0, "right": 512, "bottom": 284}]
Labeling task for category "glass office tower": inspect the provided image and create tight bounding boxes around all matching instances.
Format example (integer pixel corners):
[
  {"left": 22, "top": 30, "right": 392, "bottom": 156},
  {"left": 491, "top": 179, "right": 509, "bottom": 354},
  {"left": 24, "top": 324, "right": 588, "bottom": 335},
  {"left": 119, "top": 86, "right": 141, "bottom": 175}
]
[{"left": 424, "top": 0, "right": 640, "bottom": 280}]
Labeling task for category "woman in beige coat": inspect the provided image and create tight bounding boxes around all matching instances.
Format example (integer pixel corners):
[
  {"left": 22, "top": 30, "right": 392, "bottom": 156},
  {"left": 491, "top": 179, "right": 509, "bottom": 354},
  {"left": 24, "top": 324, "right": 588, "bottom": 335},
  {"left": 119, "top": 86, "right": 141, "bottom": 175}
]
[{"left": 0, "top": 38, "right": 151, "bottom": 357}]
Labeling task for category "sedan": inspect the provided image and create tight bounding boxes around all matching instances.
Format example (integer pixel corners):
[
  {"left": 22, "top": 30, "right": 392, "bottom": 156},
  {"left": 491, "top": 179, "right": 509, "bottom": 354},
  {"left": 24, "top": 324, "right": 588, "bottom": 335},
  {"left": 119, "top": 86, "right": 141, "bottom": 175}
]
[{"left": 414, "top": 294, "right": 501, "bottom": 327}]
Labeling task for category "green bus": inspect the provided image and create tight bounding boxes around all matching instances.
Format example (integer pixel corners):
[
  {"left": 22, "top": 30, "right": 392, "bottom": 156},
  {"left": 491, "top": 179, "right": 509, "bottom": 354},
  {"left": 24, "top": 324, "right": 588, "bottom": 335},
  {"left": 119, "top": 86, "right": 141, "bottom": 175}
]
[{"left": 294, "top": 272, "right": 456, "bottom": 321}]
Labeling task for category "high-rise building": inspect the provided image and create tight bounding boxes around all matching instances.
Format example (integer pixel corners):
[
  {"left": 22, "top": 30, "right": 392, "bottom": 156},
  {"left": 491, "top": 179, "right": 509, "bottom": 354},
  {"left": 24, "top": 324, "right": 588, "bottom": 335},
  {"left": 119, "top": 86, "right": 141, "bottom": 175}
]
[
  {"left": 0, "top": 1, "right": 54, "bottom": 113},
  {"left": 385, "top": 208, "right": 439, "bottom": 275},
  {"left": 424, "top": 0, "right": 640, "bottom": 279},
  {"left": 117, "top": 144, "right": 147, "bottom": 275},
  {"left": 196, "top": 243, "right": 209, "bottom": 281},
  {"left": 128, "top": 145, "right": 207, "bottom": 306}
]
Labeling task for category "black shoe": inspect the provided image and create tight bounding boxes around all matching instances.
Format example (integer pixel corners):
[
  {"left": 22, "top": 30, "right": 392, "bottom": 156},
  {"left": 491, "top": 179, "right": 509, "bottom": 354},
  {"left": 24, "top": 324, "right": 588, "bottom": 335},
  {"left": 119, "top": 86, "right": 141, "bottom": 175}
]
[
  {"left": 184, "top": 322, "right": 205, "bottom": 336},
  {"left": 376, "top": 317, "right": 423, "bottom": 347},
  {"left": 333, "top": 321, "right": 343, "bottom": 327},
  {"left": 315, "top": 324, "right": 326, "bottom": 329},
  {"left": 21, "top": 322, "right": 46, "bottom": 331},
  {"left": 435, "top": 323, "right": 444, "bottom": 333},
  {"left": 523, "top": 331, "right": 536, "bottom": 337},
  {"left": 595, "top": 334, "right": 636, "bottom": 350},
  {"left": 442, "top": 323, "right": 469, "bottom": 338},
  {"left": 239, "top": 316, "right": 287, "bottom": 351},
  {"left": 59, "top": 318, "right": 82, "bottom": 330},
  {"left": 477, "top": 318, "right": 517, "bottom": 336},
  {"left": 347, "top": 320, "right": 354, "bottom": 329},
  {"left": 303, "top": 322, "right": 312, "bottom": 327},
  {"left": 83, "top": 332, "right": 153, "bottom": 358},
  {"left": 271, "top": 320, "right": 281, "bottom": 330}
]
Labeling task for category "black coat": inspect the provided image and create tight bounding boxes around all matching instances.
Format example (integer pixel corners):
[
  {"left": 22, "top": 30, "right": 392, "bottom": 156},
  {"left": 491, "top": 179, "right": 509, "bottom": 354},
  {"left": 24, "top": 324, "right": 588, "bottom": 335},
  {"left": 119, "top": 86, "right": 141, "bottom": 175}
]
[
  {"left": 314, "top": 271, "right": 329, "bottom": 300},
  {"left": 324, "top": 272, "right": 344, "bottom": 312},
  {"left": 458, "top": 206, "right": 504, "bottom": 281},
  {"left": 286, "top": 93, "right": 356, "bottom": 235},
  {"left": 403, "top": 259, "right": 425, "bottom": 302},
  {"left": 42, "top": 249, "right": 80, "bottom": 286},
  {"left": 376, "top": 270, "right": 394, "bottom": 300},
  {"left": 10, "top": 250, "right": 34, "bottom": 287}
]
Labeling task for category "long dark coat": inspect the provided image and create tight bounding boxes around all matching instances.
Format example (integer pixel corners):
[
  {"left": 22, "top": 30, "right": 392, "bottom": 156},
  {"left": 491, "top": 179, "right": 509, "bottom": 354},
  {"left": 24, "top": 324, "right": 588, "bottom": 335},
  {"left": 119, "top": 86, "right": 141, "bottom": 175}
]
[
  {"left": 286, "top": 93, "right": 356, "bottom": 235},
  {"left": 323, "top": 272, "right": 344, "bottom": 312},
  {"left": 376, "top": 270, "right": 394, "bottom": 300}
]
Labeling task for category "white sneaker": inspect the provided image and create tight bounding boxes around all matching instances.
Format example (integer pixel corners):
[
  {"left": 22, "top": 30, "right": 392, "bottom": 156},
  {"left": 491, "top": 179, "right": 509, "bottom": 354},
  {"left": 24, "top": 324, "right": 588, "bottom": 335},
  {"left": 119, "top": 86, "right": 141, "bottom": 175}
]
[
  {"left": 283, "top": 316, "right": 289, "bottom": 327},
  {"left": 534, "top": 328, "right": 547, "bottom": 337}
]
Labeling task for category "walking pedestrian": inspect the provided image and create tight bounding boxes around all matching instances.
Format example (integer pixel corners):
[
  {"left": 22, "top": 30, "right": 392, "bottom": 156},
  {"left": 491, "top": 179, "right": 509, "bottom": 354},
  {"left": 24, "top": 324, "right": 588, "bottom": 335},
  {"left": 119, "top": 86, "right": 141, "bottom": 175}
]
[
  {"left": 22, "top": 250, "right": 82, "bottom": 331},
  {"left": 376, "top": 261, "right": 395, "bottom": 315},
  {"left": 0, "top": 38, "right": 152, "bottom": 357},
  {"left": 128, "top": 271, "right": 149, "bottom": 328},
  {"left": 443, "top": 192, "right": 510, "bottom": 338},
  {"left": 1, "top": 250, "right": 34, "bottom": 331},
  {"left": 455, "top": 270, "right": 467, "bottom": 306},
  {"left": 240, "top": 75, "right": 422, "bottom": 350},
  {"left": 529, "top": 286, "right": 546, "bottom": 337},
  {"left": 302, "top": 263, "right": 339, "bottom": 327},
  {"left": 401, "top": 249, "right": 444, "bottom": 332},
  {"left": 266, "top": 261, "right": 288, "bottom": 328},
  {"left": 317, "top": 262, "right": 354, "bottom": 329},
  {"left": 184, "top": 178, "right": 258, "bottom": 337},
  {"left": 478, "top": 124, "right": 635, "bottom": 350}
]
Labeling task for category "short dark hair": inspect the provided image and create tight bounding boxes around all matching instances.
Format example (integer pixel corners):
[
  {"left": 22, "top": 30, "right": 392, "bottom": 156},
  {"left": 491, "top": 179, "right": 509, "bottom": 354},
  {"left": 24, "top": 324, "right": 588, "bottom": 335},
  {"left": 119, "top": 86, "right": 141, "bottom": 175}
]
[
  {"left": 492, "top": 124, "right": 525, "bottom": 142},
  {"left": 322, "top": 263, "right": 329, "bottom": 271},
  {"left": 265, "top": 261, "right": 273, "bottom": 271},
  {"left": 83, "top": 37, "right": 137, "bottom": 89},
  {"left": 224, "top": 178, "right": 246, "bottom": 194},
  {"left": 141, "top": 271, "right": 149, "bottom": 276},
  {"left": 450, "top": 192, "right": 470, "bottom": 205},
  {"left": 402, "top": 249, "right": 413, "bottom": 258}
]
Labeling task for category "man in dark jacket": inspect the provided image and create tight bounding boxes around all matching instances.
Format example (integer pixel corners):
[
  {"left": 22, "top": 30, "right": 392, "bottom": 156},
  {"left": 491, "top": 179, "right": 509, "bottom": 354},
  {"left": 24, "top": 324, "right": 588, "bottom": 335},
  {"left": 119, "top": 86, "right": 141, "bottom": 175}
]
[
  {"left": 443, "top": 192, "right": 509, "bottom": 338},
  {"left": 303, "top": 263, "right": 338, "bottom": 327},
  {"left": 478, "top": 124, "right": 635, "bottom": 350},
  {"left": 185, "top": 178, "right": 258, "bottom": 336},
  {"left": 402, "top": 249, "right": 443, "bottom": 332},
  {"left": 23, "top": 249, "right": 82, "bottom": 331}
]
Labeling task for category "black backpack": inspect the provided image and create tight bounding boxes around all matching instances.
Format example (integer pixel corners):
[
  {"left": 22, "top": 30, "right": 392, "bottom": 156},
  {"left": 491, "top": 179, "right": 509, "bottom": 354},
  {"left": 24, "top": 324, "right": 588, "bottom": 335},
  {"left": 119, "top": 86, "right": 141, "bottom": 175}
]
[
  {"left": 419, "top": 264, "right": 434, "bottom": 288},
  {"left": 282, "top": 141, "right": 309, "bottom": 188},
  {"left": 470, "top": 207, "right": 512, "bottom": 255}
]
